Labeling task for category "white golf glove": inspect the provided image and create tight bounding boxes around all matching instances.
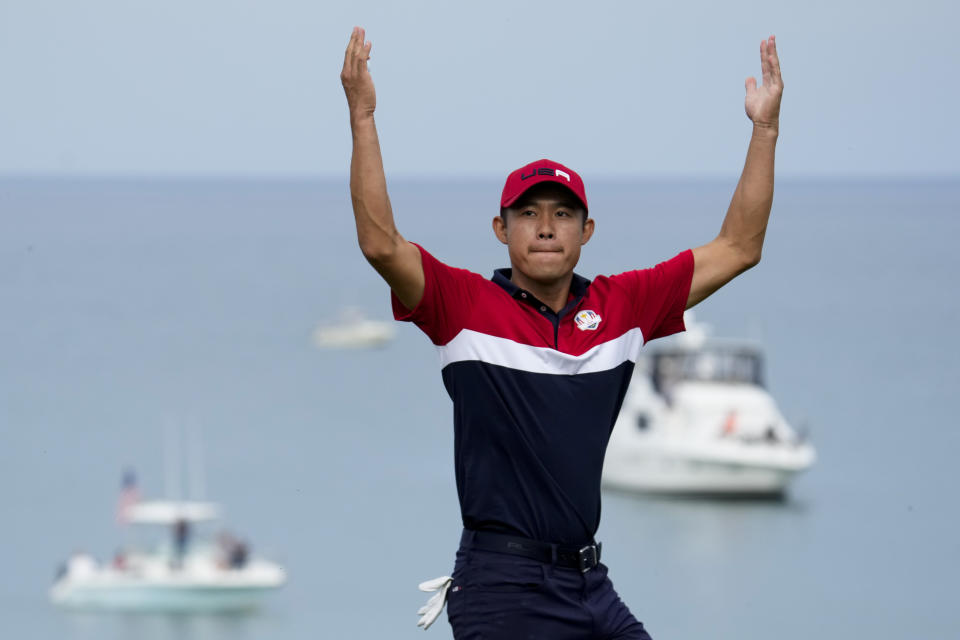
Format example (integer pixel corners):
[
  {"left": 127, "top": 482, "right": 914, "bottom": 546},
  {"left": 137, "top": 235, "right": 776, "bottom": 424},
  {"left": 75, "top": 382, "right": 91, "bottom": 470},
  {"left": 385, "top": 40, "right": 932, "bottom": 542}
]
[{"left": 416, "top": 575, "right": 453, "bottom": 630}]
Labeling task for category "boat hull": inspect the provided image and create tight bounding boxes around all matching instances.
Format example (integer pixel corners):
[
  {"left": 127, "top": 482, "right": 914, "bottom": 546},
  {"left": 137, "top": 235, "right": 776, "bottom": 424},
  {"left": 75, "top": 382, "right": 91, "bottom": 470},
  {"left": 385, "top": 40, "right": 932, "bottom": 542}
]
[
  {"left": 50, "top": 555, "right": 286, "bottom": 613},
  {"left": 602, "top": 440, "right": 815, "bottom": 496},
  {"left": 50, "top": 581, "right": 280, "bottom": 613}
]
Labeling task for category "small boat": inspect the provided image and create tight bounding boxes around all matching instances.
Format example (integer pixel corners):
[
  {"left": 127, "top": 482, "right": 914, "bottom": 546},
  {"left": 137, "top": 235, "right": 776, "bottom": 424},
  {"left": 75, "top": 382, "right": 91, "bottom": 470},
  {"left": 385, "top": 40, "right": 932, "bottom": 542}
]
[
  {"left": 311, "top": 307, "right": 395, "bottom": 349},
  {"left": 602, "top": 313, "right": 815, "bottom": 497},
  {"left": 50, "top": 497, "right": 285, "bottom": 612}
]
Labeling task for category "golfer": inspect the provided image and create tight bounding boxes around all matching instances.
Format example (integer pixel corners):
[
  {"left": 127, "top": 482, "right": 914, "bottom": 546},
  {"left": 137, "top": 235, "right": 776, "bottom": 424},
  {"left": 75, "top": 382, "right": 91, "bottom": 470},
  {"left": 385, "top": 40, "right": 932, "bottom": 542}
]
[{"left": 341, "top": 26, "right": 783, "bottom": 639}]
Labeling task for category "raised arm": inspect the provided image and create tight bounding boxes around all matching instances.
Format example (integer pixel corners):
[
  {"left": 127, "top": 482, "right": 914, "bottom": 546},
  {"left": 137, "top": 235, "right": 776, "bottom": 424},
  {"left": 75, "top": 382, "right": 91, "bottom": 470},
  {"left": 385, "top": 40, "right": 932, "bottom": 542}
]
[
  {"left": 687, "top": 35, "right": 783, "bottom": 308},
  {"left": 341, "top": 27, "right": 424, "bottom": 310}
]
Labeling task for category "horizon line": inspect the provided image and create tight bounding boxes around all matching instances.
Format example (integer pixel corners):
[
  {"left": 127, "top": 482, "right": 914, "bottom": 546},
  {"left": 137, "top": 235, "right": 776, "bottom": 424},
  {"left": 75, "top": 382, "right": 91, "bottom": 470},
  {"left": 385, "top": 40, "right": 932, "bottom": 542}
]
[{"left": 2, "top": 170, "right": 958, "bottom": 184}]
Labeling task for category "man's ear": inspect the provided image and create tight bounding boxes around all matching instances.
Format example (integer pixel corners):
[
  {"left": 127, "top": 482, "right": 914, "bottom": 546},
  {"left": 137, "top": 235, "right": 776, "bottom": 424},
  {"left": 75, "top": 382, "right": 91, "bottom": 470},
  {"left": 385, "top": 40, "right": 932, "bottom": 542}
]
[
  {"left": 581, "top": 217, "right": 595, "bottom": 246},
  {"left": 492, "top": 215, "right": 509, "bottom": 245}
]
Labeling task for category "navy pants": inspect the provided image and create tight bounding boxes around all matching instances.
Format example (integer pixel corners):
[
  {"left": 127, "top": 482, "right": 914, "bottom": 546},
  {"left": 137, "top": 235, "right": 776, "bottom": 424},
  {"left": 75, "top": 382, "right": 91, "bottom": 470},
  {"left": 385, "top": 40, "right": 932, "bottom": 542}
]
[{"left": 446, "top": 530, "right": 652, "bottom": 639}]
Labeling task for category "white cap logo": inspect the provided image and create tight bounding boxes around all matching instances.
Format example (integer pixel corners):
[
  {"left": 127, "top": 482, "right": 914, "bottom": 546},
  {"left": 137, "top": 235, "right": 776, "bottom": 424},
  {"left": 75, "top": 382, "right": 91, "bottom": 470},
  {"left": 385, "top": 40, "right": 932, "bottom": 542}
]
[
  {"left": 555, "top": 169, "right": 571, "bottom": 182},
  {"left": 575, "top": 310, "right": 602, "bottom": 331}
]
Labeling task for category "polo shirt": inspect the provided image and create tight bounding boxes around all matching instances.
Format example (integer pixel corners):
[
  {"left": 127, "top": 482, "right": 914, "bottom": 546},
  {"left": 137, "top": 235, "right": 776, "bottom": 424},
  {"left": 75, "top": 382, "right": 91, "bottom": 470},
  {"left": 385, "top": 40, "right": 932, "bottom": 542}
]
[{"left": 393, "top": 243, "right": 694, "bottom": 545}]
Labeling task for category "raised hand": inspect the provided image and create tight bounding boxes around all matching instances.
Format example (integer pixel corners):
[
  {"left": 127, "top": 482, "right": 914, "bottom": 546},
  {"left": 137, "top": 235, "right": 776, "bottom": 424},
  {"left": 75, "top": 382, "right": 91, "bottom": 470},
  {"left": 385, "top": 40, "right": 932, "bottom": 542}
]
[
  {"left": 341, "top": 26, "right": 375, "bottom": 119},
  {"left": 744, "top": 36, "right": 783, "bottom": 129}
]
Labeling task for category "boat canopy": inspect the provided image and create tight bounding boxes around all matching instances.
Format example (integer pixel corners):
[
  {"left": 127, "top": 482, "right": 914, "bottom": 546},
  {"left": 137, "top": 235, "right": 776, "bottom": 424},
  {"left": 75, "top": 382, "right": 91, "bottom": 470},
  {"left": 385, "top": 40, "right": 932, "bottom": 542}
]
[
  {"left": 650, "top": 345, "right": 764, "bottom": 392},
  {"left": 125, "top": 500, "right": 221, "bottom": 524}
]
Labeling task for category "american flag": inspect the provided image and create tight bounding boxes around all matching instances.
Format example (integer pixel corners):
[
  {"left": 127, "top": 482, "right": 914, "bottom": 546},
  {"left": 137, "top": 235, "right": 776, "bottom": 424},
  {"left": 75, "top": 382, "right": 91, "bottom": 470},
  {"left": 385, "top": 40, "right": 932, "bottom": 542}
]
[{"left": 116, "top": 468, "right": 140, "bottom": 525}]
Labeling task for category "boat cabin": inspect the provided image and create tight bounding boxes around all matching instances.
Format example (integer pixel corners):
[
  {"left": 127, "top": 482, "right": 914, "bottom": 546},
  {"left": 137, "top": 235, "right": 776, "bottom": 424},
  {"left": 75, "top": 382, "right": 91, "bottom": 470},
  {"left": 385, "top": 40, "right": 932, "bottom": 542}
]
[{"left": 649, "top": 344, "right": 765, "bottom": 396}]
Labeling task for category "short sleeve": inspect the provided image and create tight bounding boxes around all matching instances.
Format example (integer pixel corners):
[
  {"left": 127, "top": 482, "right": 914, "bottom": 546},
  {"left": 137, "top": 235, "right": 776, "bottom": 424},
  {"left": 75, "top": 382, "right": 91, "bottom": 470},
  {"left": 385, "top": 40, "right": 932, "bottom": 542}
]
[
  {"left": 391, "top": 243, "right": 478, "bottom": 346},
  {"left": 611, "top": 250, "right": 694, "bottom": 343}
]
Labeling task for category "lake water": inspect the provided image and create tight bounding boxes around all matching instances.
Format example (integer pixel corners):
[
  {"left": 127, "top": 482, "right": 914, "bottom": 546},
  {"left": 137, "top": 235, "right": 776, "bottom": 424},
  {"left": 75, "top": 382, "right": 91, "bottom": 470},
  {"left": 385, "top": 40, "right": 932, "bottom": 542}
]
[{"left": 2, "top": 177, "right": 958, "bottom": 639}]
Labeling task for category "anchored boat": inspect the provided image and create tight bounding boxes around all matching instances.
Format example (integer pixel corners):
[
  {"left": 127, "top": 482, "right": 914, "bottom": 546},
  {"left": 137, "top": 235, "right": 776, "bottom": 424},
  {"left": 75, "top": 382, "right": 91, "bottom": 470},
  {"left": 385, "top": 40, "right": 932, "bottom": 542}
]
[
  {"left": 50, "top": 498, "right": 285, "bottom": 612},
  {"left": 311, "top": 306, "right": 395, "bottom": 349},
  {"left": 602, "top": 313, "right": 815, "bottom": 497}
]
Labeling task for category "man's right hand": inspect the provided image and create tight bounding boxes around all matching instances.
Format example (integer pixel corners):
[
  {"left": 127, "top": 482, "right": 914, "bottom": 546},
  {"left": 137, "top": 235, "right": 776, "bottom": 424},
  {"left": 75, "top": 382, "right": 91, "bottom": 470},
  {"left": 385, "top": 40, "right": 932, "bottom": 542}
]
[{"left": 341, "top": 27, "right": 376, "bottom": 120}]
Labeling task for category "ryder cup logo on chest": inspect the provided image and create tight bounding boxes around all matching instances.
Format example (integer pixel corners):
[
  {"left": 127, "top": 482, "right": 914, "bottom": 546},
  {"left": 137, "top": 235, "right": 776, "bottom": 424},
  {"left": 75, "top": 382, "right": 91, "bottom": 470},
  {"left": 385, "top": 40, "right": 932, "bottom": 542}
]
[{"left": 574, "top": 310, "right": 602, "bottom": 331}]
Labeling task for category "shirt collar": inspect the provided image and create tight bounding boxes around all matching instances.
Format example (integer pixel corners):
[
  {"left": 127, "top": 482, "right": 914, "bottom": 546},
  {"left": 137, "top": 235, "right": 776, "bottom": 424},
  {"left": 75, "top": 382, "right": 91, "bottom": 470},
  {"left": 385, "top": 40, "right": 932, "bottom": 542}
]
[{"left": 492, "top": 268, "right": 591, "bottom": 313}]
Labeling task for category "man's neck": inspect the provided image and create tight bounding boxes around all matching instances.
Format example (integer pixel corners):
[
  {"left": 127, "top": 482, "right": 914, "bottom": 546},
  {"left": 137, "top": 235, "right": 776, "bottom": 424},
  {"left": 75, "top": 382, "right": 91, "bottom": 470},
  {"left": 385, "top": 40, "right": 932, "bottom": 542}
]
[{"left": 510, "top": 270, "right": 573, "bottom": 313}]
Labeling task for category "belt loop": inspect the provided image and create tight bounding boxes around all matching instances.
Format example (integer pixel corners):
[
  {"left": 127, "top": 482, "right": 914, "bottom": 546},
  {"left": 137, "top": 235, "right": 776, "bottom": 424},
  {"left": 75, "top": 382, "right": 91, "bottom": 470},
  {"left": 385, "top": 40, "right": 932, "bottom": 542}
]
[{"left": 550, "top": 543, "right": 558, "bottom": 564}]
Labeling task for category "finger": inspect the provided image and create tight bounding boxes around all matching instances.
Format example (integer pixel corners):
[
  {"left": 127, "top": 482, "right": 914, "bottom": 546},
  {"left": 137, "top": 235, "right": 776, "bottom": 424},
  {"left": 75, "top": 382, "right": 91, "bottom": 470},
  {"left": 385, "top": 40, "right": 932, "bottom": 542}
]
[
  {"left": 362, "top": 41, "right": 372, "bottom": 69},
  {"left": 357, "top": 29, "right": 371, "bottom": 73},
  {"left": 343, "top": 27, "right": 358, "bottom": 71},
  {"left": 353, "top": 28, "right": 367, "bottom": 75},
  {"left": 760, "top": 39, "right": 772, "bottom": 87},
  {"left": 745, "top": 76, "right": 757, "bottom": 94},
  {"left": 347, "top": 26, "right": 360, "bottom": 59},
  {"left": 768, "top": 35, "right": 783, "bottom": 87},
  {"left": 345, "top": 27, "right": 365, "bottom": 79}
]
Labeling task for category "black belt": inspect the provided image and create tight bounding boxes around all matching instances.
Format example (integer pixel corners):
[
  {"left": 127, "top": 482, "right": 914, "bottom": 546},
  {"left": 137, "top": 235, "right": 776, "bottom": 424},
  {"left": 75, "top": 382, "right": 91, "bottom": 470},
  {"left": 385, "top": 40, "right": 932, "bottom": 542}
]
[{"left": 466, "top": 530, "right": 602, "bottom": 573}]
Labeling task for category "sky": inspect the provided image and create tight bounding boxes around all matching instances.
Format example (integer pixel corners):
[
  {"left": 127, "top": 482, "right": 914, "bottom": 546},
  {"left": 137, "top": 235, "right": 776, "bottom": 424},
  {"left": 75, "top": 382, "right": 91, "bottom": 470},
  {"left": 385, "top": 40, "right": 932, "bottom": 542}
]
[{"left": 1, "top": 0, "right": 957, "bottom": 179}]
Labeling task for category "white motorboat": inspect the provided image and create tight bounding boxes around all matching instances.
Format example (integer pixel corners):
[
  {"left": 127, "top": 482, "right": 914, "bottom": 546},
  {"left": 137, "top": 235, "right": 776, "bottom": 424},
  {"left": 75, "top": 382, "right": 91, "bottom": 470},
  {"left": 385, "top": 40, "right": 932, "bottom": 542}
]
[
  {"left": 311, "top": 306, "right": 395, "bottom": 349},
  {"left": 50, "top": 499, "right": 285, "bottom": 612},
  {"left": 602, "top": 313, "right": 815, "bottom": 497}
]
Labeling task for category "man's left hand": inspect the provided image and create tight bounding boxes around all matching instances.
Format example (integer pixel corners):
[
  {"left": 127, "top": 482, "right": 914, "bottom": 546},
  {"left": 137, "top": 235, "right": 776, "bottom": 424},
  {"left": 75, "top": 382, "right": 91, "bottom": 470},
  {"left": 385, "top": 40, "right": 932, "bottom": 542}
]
[{"left": 744, "top": 35, "right": 783, "bottom": 130}]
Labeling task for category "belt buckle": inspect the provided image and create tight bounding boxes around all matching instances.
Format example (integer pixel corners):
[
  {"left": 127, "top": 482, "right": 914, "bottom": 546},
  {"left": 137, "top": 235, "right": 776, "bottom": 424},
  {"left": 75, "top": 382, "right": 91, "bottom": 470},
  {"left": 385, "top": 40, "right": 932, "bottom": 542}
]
[{"left": 577, "top": 545, "right": 598, "bottom": 573}]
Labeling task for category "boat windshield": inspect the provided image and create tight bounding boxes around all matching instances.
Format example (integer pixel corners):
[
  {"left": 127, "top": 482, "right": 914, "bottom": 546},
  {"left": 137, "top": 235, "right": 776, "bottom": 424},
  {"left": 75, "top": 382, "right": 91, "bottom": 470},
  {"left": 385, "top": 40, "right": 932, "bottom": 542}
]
[{"left": 651, "top": 347, "right": 764, "bottom": 392}]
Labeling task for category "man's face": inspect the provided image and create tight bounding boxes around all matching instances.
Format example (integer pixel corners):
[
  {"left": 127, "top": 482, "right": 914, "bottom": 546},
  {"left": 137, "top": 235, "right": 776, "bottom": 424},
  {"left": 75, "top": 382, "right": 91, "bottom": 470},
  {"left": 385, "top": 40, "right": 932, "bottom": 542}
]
[{"left": 493, "top": 183, "right": 594, "bottom": 285}]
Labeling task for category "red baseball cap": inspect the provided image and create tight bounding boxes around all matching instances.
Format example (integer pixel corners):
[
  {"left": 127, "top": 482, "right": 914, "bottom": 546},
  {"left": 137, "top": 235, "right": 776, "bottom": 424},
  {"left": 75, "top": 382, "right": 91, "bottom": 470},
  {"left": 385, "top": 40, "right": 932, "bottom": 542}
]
[{"left": 500, "top": 159, "right": 588, "bottom": 213}]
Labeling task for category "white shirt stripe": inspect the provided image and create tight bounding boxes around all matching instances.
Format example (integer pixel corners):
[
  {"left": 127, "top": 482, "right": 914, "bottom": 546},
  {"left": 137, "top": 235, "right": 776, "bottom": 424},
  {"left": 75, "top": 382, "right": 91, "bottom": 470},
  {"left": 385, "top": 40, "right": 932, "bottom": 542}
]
[{"left": 436, "top": 328, "right": 646, "bottom": 376}]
